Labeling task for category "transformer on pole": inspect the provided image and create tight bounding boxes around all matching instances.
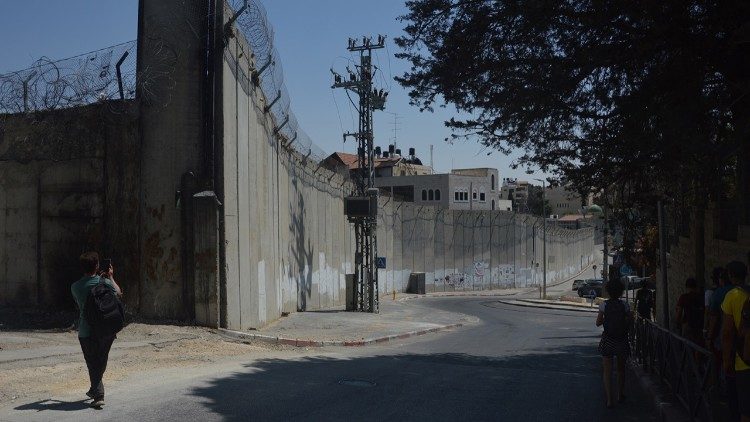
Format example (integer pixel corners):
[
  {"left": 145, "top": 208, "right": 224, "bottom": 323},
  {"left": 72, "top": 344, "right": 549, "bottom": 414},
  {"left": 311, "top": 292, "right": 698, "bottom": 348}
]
[{"left": 331, "top": 35, "right": 387, "bottom": 313}]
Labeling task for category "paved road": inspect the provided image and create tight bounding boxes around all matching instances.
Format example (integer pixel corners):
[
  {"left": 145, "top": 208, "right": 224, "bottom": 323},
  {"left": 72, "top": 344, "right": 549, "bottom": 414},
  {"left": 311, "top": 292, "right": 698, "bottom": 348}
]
[{"left": 2, "top": 298, "right": 655, "bottom": 422}]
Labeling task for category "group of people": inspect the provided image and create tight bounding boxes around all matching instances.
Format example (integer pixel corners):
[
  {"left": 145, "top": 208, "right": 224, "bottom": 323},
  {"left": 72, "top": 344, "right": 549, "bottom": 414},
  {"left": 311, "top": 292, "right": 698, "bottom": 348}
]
[{"left": 595, "top": 261, "right": 749, "bottom": 421}]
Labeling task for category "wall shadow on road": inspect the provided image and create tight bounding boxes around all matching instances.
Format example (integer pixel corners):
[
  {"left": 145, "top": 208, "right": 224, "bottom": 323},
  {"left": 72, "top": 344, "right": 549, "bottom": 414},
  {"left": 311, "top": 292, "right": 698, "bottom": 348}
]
[{"left": 189, "top": 346, "right": 656, "bottom": 422}]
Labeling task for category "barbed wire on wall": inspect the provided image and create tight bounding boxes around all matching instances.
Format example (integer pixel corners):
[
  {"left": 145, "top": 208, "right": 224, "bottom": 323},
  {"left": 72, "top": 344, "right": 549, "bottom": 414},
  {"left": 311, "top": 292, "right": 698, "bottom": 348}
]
[
  {"left": 0, "top": 41, "right": 138, "bottom": 115},
  {"left": 228, "top": 0, "right": 327, "bottom": 163}
]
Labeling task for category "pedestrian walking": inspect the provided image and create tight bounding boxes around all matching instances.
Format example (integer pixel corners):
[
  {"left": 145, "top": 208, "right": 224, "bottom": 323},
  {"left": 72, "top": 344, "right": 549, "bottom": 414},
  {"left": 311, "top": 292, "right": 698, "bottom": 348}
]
[
  {"left": 721, "top": 261, "right": 750, "bottom": 422},
  {"left": 705, "top": 268, "right": 721, "bottom": 335},
  {"left": 596, "top": 279, "right": 631, "bottom": 408},
  {"left": 675, "top": 277, "right": 704, "bottom": 346},
  {"left": 707, "top": 267, "right": 729, "bottom": 398},
  {"left": 71, "top": 252, "right": 123, "bottom": 408},
  {"left": 634, "top": 282, "right": 654, "bottom": 321}
]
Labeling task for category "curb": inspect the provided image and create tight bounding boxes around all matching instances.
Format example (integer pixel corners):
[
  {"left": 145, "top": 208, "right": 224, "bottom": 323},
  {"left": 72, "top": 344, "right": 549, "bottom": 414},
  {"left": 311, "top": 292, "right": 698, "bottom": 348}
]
[
  {"left": 396, "top": 291, "right": 530, "bottom": 302},
  {"left": 217, "top": 323, "right": 463, "bottom": 348},
  {"left": 629, "top": 361, "right": 690, "bottom": 422},
  {"left": 496, "top": 299, "right": 599, "bottom": 313}
]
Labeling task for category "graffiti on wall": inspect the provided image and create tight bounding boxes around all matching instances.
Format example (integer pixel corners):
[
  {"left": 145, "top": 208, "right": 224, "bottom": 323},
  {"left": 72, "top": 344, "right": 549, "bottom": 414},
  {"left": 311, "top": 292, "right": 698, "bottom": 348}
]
[
  {"left": 437, "top": 261, "right": 518, "bottom": 289},
  {"left": 443, "top": 273, "right": 468, "bottom": 288}
]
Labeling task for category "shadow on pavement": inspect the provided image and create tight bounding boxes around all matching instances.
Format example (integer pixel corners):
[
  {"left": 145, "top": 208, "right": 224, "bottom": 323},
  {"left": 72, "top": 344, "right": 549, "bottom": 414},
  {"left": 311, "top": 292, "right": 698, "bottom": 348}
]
[
  {"left": 14, "top": 399, "right": 90, "bottom": 412},
  {"left": 189, "top": 346, "right": 656, "bottom": 422},
  {"left": 539, "top": 335, "right": 603, "bottom": 340}
]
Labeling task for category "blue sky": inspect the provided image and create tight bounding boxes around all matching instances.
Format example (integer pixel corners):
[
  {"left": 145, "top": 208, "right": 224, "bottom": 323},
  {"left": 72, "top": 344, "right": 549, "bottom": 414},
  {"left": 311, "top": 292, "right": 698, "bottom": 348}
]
[{"left": 0, "top": 0, "right": 542, "bottom": 180}]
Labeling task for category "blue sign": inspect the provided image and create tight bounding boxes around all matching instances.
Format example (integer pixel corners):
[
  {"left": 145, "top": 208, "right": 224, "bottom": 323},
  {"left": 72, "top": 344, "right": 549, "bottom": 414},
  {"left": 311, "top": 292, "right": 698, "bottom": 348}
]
[
  {"left": 620, "top": 264, "right": 633, "bottom": 276},
  {"left": 376, "top": 257, "right": 387, "bottom": 269}
]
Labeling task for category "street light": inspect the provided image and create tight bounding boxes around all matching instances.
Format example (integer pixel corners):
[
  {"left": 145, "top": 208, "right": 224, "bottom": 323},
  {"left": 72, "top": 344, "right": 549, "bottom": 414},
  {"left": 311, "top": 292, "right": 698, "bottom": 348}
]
[
  {"left": 534, "top": 178, "right": 547, "bottom": 299},
  {"left": 584, "top": 202, "right": 607, "bottom": 284}
]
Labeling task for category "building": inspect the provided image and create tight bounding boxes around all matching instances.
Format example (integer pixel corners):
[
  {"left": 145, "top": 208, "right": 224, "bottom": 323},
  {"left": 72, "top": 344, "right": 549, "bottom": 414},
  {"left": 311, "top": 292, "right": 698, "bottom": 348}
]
[
  {"left": 322, "top": 151, "right": 507, "bottom": 211},
  {"left": 545, "top": 185, "right": 593, "bottom": 216},
  {"left": 321, "top": 151, "right": 432, "bottom": 178},
  {"left": 500, "top": 178, "right": 530, "bottom": 211},
  {"left": 374, "top": 167, "right": 504, "bottom": 211}
]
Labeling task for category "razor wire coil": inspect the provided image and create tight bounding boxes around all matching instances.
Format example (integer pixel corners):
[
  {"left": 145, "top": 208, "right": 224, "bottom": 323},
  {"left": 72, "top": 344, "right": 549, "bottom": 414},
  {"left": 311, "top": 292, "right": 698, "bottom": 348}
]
[{"left": 228, "top": 0, "right": 326, "bottom": 163}]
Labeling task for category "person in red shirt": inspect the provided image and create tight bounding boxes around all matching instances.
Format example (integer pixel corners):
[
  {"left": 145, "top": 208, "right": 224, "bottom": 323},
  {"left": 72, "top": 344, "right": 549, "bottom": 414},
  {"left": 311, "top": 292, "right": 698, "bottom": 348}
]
[{"left": 675, "top": 277, "right": 704, "bottom": 346}]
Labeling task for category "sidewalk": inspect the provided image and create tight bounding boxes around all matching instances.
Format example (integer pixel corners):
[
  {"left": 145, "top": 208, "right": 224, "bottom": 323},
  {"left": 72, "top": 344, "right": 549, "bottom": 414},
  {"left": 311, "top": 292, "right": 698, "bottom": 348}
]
[
  {"left": 220, "top": 298, "right": 475, "bottom": 347},
  {"left": 496, "top": 298, "right": 600, "bottom": 313}
]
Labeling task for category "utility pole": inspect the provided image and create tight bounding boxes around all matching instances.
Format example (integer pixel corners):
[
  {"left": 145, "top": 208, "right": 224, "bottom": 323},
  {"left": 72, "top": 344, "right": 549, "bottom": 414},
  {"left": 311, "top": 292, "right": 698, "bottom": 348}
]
[
  {"left": 534, "top": 179, "right": 547, "bottom": 299},
  {"left": 603, "top": 189, "right": 609, "bottom": 283},
  {"left": 332, "top": 35, "right": 387, "bottom": 313}
]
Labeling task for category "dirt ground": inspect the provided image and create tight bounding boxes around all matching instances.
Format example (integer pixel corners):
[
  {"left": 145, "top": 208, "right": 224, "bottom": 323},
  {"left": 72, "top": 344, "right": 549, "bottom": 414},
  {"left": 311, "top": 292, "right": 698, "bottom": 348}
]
[{"left": 0, "top": 323, "right": 288, "bottom": 405}]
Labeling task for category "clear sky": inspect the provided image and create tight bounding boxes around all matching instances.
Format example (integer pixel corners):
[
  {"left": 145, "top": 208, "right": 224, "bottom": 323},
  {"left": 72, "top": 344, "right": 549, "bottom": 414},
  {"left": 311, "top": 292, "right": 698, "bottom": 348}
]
[{"left": 0, "top": 0, "right": 542, "bottom": 181}]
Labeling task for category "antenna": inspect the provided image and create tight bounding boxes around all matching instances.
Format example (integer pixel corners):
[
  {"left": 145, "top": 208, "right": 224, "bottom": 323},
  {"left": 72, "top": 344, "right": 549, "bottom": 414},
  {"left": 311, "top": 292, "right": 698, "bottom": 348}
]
[{"left": 430, "top": 144, "right": 434, "bottom": 173}]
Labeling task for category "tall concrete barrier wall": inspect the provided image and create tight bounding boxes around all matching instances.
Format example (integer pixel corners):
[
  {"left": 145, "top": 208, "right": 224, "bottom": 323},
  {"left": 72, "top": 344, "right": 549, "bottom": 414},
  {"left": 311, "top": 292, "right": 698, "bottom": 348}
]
[
  {"left": 221, "top": 13, "right": 354, "bottom": 330},
  {"left": 0, "top": 103, "right": 140, "bottom": 309},
  {"left": 218, "top": 1, "right": 596, "bottom": 329},
  {"left": 376, "top": 202, "right": 595, "bottom": 295}
]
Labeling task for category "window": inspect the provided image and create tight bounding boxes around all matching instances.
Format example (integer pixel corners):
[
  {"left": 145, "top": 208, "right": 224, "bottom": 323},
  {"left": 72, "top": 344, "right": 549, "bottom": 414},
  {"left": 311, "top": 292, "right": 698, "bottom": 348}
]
[
  {"left": 491, "top": 175, "right": 495, "bottom": 191},
  {"left": 492, "top": 200, "right": 495, "bottom": 210},
  {"left": 462, "top": 191, "right": 468, "bottom": 201},
  {"left": 480, "top": 192, "right": 486, "bottom": 202},
  {"left": 428, "top": 190, "right": 434, "bottom": 201},
  {"left": 421, "top": 190, "right": 427, "bottom": 201},
  {"left": 454, "top": 191, "right": 459, "bottom": 201},
  {"left": 435, "top": 189, "right": 441, "bottom": 201},
  {"left": 472, "top": 190, "right": 477, "bottom": 200}
]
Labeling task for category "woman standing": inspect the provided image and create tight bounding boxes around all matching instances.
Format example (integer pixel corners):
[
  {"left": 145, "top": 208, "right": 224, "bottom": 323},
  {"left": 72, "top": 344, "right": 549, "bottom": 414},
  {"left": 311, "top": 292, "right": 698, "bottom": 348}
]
[{"left": 596, "top": 280, "right": 631, "bottom": 408}]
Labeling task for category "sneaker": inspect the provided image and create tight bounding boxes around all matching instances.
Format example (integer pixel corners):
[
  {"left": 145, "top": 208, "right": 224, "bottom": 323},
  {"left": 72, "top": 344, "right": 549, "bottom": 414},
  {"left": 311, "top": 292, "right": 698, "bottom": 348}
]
[{"left": 90, "top": 398, "right": 105, "bottom": 408}]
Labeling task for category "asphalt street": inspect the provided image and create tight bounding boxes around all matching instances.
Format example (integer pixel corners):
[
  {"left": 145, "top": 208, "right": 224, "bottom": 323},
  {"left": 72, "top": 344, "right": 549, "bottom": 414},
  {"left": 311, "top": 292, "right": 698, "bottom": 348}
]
[{"left": 2, "top": 297, "right": 656, "bottom": 422}]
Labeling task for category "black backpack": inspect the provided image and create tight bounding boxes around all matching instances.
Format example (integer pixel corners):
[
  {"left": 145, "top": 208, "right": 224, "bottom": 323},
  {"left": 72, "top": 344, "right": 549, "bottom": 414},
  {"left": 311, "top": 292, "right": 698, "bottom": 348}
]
[
  {"left": 604, "top": 299, "right": 629, "bottom": 339},
  {"left": 84, "top": 278, "right": 125, "bottom": 337}
]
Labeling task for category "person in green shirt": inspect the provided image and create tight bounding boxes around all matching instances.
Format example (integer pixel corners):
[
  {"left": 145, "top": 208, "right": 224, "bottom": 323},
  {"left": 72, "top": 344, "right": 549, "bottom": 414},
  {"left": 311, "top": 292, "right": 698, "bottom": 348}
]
[{"left": 70, "top": 251, "right": 122, "bottom": 408}]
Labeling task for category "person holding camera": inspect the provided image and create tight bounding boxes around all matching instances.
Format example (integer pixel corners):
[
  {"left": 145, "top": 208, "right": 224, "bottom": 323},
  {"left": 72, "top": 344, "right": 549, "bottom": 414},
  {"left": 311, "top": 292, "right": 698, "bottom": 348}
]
[{"left": 70, "top": 252, "right": 122, "bottom": 408}]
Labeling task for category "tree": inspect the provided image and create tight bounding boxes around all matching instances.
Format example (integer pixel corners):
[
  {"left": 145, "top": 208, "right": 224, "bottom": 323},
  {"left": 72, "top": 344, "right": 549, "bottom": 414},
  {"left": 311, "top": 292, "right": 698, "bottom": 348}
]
[
  {"left": 396, "top": 0, "right": 748, "bottom": 200},
  {"left": 526, "top": 185, "right": 551, "bottom": 217},
  {"left": 396, "top": 1, "right": 750, "bottom": 277}
]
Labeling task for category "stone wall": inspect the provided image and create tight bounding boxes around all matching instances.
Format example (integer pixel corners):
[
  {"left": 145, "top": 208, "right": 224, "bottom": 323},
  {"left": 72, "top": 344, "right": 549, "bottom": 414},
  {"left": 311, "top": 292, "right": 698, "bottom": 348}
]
[{"left": 656, "top": 207, "right": 750, "bottom": 327}]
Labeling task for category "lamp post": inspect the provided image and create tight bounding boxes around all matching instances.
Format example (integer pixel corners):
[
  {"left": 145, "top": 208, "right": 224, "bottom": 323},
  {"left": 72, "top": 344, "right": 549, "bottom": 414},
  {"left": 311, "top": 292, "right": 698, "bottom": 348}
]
[{"left": 534, "top": 178, "right": 547, "bottom": 299}]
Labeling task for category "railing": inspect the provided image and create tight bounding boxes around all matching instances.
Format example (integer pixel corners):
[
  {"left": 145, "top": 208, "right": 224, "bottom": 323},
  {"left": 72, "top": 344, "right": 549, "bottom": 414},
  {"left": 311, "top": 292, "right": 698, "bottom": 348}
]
[{"left": 630, "top": 317, "right": 714, "bottom": 421}]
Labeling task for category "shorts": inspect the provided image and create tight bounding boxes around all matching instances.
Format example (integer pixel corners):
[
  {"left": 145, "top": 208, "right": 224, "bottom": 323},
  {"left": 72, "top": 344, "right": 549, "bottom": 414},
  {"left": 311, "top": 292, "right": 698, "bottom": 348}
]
[
  {"left": 738, "top": 369, "right": 750, "bottom": 417},
  {"left": 598, "top": 335, "right": 630, "bottom": 357}
]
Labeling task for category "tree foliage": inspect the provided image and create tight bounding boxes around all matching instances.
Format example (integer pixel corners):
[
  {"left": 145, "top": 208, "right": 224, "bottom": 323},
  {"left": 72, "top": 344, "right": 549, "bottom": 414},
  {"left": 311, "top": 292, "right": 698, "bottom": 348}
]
[
  {"left": 396, "top": 1, "right": 750, "bottom": 267},
  {"left": 396, "top": 0, "right": 750, "bottom": 204}
]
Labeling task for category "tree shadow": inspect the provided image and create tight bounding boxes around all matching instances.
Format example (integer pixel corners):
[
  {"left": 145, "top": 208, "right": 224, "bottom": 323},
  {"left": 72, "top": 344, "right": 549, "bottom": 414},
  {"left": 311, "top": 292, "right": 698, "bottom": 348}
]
[
  {"left": 289, "top": 177, "right": 314, "bottom": 312},
  {"left": 189, "top": 345, "right": 656, "bottom": 422},
  {"left": 14, "top": 398, "right": 91, "bottom": 412}
]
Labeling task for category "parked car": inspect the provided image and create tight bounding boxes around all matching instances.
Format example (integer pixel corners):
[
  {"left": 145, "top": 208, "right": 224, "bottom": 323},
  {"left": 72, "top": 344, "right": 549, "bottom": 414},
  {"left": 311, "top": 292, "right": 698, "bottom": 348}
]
[
  {"left": 577, "top": 279, "right": 603, "bottom": 298},
  {"left": 621, "top": 276, "right": 650, "bottom": 290},
  {"left": 572, "top": 279, "right": 587, "bottom": 291}
]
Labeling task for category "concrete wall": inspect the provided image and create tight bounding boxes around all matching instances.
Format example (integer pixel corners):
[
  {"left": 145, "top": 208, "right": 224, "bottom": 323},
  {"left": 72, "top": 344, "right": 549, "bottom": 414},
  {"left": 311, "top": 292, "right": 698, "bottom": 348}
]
[
  {"left": 376, "top": 203, "right": 595, "bottom": 294},
  {"left": 218, "top": 3, "right": 596, "bottom": 329},
  {"left": 221, "top": 16, "right": 355, "bottom": 330},
  {"left": 136, "top": 0, "right": 209, "bottom": 319},
  {"left": 0, "top": 103, "right": 140, "bottom": 309}
]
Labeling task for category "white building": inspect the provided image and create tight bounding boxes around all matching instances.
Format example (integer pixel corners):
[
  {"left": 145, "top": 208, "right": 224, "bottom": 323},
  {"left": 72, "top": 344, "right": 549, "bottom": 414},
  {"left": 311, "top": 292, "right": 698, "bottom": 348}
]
[{"left": 375, "top": 168, "right": 507, "bottom": 211}]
